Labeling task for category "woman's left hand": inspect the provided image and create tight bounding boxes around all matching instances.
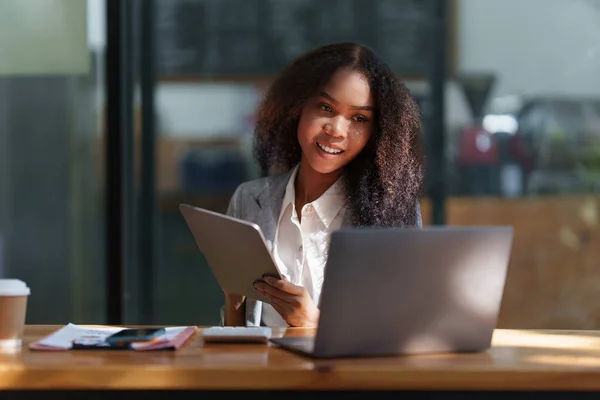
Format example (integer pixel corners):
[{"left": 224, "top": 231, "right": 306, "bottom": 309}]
[{"left": 254, "top": 275, "right": 320, "bottom": 327}]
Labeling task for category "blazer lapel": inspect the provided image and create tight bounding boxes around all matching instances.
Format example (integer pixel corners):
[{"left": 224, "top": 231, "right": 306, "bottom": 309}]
[
  {"left": 253, "top": 170, "right": 293, "bottom": 244},
  {"left": 245, "top": 169, "right": 293, "bottom": 327}
]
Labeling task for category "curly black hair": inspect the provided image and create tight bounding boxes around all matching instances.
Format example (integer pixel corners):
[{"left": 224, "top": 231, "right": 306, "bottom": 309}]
[{"left": 254, "top": 42, "right": 424, "bottom": 227}]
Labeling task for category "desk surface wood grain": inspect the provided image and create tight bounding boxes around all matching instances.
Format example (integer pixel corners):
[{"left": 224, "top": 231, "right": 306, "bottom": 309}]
[{"left": 1, "top": 325, "right": 599, "bottom": 390}]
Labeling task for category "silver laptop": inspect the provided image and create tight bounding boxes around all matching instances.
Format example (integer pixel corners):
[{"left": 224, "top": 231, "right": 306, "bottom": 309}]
[{"left": 269, "top": 226, "right": 513, "bottom": 358}]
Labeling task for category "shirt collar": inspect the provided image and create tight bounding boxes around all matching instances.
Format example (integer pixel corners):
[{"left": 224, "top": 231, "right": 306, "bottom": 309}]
[
  {"left": 280, "top": 165, "right": 298, "bottom": 214},
  {"left": 280, "top": 164, "right": 346, "bottom": 228}
]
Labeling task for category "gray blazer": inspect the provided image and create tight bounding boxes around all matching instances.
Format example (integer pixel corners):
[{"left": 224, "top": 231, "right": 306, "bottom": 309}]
[{"left": 223, "top": 169, "right": 422, "bottom": 326}]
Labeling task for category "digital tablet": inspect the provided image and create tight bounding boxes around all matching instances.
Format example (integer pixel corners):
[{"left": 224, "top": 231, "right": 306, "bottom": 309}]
[{"left": 179, "top": 204, "right": 283, "bottom": 304}]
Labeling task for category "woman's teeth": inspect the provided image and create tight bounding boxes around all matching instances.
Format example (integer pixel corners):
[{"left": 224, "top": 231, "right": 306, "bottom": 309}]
[{"left": 317, "top": 142, "right": 342, "bottom": 154}]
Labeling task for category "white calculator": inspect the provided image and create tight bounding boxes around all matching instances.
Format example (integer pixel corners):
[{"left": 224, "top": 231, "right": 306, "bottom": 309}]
[{"left": 201, "top": 326, "right": 272, "bottom": 344}]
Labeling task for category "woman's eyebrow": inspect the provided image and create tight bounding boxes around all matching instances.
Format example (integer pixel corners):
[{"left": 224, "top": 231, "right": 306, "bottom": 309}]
[{"left": 319, "top": 91, "right": 374, "bottom": 111}]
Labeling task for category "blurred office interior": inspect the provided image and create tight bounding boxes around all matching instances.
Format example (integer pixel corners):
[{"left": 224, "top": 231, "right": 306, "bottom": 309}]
[{"left": 0, "top": 0, "right": 599, "bottom": 329}]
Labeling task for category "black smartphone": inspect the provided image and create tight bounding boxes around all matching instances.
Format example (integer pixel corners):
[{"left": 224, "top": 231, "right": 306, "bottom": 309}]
[{"left": 105, "top": 328, "right": 166, "bottom": 346}]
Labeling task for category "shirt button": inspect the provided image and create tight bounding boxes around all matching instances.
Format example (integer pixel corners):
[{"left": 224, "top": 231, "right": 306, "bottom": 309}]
[
  {"left": 299, "top": 245, "right": 303, "bottom": 252},
  {"left": 306, "top": 205, "right": 313, "bottom": 213}
]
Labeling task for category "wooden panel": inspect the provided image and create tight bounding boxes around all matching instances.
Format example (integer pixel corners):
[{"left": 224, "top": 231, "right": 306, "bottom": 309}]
[
  {"left": 156, "top": 188, "right": 600, "bottom": 329},
  {"left": 421, "top": 196, "right": 600, "bottom": 330},
  {"left": 2, "top": 325, "right": 600, "bottom": 390},
  {"left": 96, "top": 112, "right": 242, "bottom": 193},
  {"left": 95, "top": 126, "right": 600, "bottom": 330}
]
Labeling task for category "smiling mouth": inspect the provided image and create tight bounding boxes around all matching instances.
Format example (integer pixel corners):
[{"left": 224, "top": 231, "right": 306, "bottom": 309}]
[{"left": 316, "top": 142, "right": 344, "bottom": 155}]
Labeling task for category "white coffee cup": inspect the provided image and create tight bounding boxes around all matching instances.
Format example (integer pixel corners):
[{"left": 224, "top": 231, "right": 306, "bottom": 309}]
[{"left": 0, "top": 279, "right": 30, "bottom": 349}]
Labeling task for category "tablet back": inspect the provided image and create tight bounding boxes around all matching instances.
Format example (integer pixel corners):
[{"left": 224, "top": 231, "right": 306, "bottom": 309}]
[{"left": 179, "top": 204, "right": 281, "bottom": 304}]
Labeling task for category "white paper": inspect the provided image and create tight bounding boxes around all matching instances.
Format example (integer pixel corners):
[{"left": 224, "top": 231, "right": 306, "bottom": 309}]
[
  {"left": 38, "top": 323, "right": 123, "bottom": 349},
  {"left": 38, "top": 324, "right": 190, "bottom": 350},
  {"left": 161, "top": 326, "right": 188, "bottom": 340}
]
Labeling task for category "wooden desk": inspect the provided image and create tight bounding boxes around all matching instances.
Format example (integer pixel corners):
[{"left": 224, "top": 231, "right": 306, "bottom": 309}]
[{"left": 1, "top": 326, "right": 600, "bottom": 393}]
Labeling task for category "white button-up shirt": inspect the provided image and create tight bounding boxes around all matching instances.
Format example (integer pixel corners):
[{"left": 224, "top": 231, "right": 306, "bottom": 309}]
[{"left": 261, "top": 166, "right": 347, "bottom": 327}]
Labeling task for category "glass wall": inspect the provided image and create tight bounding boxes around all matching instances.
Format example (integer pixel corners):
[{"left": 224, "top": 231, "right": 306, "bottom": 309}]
[
  {"left": 3, "top": 0, "right": 597, "bottom": 330},
  {"left": 148, "top": 0, "right": 443, "bottom": 325},
  {"left": 0, "top": 0, "right": 106, "bottom": 323},
  {"left": 148, "top": 0, "right": 600, "bottom": 329},
  {"left": 442, "top": 0, "right": 600, "bottom": 329}
]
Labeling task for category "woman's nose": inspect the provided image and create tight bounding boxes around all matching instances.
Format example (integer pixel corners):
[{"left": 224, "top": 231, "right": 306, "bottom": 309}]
[{"left": 324, "top": 117, "right": 348, "bottom": 137}]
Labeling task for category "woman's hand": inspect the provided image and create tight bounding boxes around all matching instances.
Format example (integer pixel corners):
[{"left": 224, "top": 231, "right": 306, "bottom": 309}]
[{"left": 254, "top": 275, "right": 320, "bottom": 327}]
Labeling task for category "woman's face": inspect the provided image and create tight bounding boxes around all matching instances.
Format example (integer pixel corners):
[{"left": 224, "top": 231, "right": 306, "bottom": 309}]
[{"left": 297, "top": 68, "right": 375, "bottom": 176}]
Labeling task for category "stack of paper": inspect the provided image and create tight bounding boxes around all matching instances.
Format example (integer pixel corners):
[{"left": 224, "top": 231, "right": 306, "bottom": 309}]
[{"left": 29, "top": 323, "right": 197, "bottom": 351}]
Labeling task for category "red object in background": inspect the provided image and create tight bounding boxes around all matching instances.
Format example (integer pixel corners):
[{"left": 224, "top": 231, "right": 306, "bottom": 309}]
[
  {"left": 508, "top": 132, "right": 534, "bottom": 172},
  {"left": 457, "top": 125, "right": 500, "bottom": 165}
]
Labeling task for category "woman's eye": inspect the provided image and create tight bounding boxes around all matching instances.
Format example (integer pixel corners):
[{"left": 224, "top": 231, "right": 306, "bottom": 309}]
[
  {"left": 354, "top": 115, "right": 367, "bottom": 123},
  {"left": 319, "top": 104, "right": 333, "bottom": 112}
]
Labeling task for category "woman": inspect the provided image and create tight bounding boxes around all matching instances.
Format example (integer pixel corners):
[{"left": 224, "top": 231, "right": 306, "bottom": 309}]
[{"left": 223, "top": 42, "right": 424, "bottom": 327}]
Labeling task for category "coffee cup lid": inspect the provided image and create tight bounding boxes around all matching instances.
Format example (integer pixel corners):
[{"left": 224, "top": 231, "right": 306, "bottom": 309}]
[{"left": 0, "top": 279, "right": 30, "bottom": 296}]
